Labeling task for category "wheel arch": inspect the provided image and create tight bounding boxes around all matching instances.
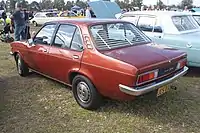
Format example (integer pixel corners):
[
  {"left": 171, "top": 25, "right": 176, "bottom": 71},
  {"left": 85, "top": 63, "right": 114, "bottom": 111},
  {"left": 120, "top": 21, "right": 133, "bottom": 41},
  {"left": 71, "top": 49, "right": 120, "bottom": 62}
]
[{"left": 68, "top": 70, "right": 94, "bottom": 86}]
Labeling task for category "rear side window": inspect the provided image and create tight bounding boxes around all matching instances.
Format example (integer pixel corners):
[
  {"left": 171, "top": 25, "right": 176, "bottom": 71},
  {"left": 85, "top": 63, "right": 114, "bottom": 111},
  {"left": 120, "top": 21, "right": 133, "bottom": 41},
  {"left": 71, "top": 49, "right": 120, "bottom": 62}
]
[
  {"left": 52, "top": 24, "right": 83, "bottom": 51},
  {"left": 53, "top": 25, "right": 76, "bottom": 48},
  {"left": 137, "top": 16, "right": 162, "bottom": 33},
  {"left": 172, "top": 15, "right": 198, "bottom": 31}
]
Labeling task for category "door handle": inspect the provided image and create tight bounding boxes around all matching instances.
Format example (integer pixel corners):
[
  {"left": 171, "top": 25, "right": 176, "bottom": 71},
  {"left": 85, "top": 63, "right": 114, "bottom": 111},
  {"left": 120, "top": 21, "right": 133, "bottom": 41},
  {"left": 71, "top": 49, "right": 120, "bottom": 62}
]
[
  {"left": 154, "top": 35, "right": 162, "bottom": 38},
  {"left": 186, "top": 43, "right": 192, "bottom": 48},
  {"left": 72, "top": 55, "right": 79, "bottom": 59}
]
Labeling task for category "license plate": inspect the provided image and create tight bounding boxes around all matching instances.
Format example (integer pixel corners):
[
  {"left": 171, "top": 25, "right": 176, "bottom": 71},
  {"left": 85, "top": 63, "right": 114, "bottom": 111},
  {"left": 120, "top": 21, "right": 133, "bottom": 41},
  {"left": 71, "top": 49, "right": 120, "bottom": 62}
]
[{"left": 157, "top": 85, "right": 169, "bottom": 97}]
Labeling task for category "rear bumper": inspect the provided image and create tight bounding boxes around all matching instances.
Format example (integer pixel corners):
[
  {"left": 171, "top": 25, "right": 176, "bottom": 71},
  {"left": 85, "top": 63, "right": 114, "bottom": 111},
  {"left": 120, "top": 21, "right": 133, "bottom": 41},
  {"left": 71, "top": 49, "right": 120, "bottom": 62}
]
[{"left": 119, "top": 66, "right": 188, "bottom": 96}]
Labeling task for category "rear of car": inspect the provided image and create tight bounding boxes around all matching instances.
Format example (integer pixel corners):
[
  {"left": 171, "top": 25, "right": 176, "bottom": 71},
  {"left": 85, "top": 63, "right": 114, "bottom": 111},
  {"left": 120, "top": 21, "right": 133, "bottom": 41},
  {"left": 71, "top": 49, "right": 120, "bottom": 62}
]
[{"left": 89, "top": 21, "right": 188, "bottom": 97}]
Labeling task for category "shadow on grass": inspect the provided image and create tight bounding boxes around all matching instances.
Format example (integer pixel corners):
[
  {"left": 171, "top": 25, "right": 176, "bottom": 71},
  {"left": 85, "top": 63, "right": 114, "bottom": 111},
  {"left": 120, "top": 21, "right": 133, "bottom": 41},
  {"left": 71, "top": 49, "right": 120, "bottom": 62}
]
[
  {"left": 1, "top": 73, "right": 200, "bottom": 132},
  {"left": 185, "top": 66, "right": 200, "bottom": 77}
]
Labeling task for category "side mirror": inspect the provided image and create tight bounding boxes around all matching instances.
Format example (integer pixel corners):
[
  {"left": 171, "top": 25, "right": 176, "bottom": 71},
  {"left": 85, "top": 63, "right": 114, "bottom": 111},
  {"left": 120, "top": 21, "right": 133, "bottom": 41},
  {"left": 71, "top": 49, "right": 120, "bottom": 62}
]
[{"left": 27, "top": 38, "right": 35, "bottom": 46}]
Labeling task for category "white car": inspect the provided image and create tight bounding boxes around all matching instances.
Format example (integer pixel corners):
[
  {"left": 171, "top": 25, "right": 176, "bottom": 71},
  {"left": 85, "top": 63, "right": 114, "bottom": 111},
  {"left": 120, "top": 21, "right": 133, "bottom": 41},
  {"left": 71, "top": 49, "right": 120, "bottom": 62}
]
[
  {"left": 118, "top": 11, "right": 200, "bottom": 67},
  {"left": 31, "top": 12, "right": 67, "bottom": 26}
]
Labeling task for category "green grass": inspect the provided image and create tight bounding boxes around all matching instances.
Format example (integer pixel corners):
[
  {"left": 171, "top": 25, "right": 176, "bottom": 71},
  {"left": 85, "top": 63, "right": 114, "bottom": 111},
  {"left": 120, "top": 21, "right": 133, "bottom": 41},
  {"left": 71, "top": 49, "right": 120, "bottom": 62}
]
[{"left": 0, "top": 26, "right": 200, "bottom": 133}]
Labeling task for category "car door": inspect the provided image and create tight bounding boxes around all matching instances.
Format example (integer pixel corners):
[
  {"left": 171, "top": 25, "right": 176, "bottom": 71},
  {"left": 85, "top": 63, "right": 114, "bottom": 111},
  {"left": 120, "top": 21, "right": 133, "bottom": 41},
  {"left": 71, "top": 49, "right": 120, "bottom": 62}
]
[
  {"left": 47, "top": 24, "right": 84, "bottom": 83},
  {"left": 27, "top": 24, "right": 57, "bottom": 74}
]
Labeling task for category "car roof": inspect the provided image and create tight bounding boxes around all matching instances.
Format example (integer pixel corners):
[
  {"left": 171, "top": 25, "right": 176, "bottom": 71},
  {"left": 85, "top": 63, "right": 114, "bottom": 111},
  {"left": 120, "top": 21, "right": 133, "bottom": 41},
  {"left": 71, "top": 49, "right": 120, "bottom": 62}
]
[
  {"left": 123, "top": 11, "right": 191, "bottom": 17},
  {"left": 48, "top": 18, "right": 128, "bottom": 25}
]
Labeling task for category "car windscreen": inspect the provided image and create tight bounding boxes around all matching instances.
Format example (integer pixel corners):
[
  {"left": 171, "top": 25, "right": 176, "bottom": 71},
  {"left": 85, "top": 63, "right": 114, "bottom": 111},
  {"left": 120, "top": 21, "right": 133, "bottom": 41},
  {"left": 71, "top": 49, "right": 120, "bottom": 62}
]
[
  {"left": 46, "top": 13, "right": 58, "bottom": 17},
  {"left": 172, "top": 15, "right": 199, "bottom": 31},
  {"left": 193, "top": 15, "right": 200, "bottom": 25},
  {"left": 90, "top": 22, "right": 151, "bottom": 50}
]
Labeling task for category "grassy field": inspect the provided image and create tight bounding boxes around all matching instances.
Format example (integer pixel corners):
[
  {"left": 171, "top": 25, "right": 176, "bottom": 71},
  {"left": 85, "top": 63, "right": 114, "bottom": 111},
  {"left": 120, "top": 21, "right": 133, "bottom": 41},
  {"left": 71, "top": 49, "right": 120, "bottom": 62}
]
[{"left": 0, "top": 26, "right": 200, "bottom": 133}]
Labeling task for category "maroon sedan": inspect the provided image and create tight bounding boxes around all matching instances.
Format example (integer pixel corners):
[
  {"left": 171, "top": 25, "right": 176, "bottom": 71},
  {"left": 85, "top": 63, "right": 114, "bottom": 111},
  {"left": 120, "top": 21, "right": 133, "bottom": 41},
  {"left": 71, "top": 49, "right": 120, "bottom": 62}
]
[{"left": 10, "top": 19, "right": 188, "bottom": 110}]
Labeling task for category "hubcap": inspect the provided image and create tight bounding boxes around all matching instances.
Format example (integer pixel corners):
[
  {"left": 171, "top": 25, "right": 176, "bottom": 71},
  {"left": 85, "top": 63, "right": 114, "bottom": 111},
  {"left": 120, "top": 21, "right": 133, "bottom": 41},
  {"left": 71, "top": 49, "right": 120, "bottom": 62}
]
[
  {"left": 17, "top": 57, "right": 22, "bottom": 74},
  {"left": 77, "top": 81, "right": 91, "bottom": 103}
]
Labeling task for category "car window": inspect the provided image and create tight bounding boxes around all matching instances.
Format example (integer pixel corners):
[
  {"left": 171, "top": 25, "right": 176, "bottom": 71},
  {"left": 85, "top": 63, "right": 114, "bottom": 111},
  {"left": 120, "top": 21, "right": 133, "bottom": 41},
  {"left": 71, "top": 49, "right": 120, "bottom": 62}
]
[
  {"left": 90, "top": 22, "right": 150, "bottom": 50},
  {"left": 121, "top": 16, "right": 138, "bottom": 25},
  {"left": 172, "top": 15, "right": 199, "bottom": 31},
  {"left": 34, "top": 24, "right": 56, "bottom": 45},
  {"left": 53, "top": 24, "right": 76, "bottom": 49},
  {"left": 137, "top": 16, "right": 162, "bottom": 33},
  {"left": 71, "top": 29, "right": 83, "bottom": 51},
  {"left": 193, "top": 15, "right": 200, "bottom": 25},
  {"left": 46, "top": 13, "right": 58, "bottom": 17}
]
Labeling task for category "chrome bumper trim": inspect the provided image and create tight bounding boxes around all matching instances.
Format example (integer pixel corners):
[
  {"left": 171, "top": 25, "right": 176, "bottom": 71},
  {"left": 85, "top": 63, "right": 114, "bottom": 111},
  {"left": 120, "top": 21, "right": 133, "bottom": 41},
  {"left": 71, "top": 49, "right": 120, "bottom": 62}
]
[{"left": 119, "top": 66, "right": 188, "bottom": 96}]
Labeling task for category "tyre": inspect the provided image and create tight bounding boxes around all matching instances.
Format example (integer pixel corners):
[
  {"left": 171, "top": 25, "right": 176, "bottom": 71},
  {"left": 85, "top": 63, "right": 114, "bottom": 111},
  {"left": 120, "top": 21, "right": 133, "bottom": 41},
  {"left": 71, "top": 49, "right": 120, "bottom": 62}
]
[
  {"left": 15, "top": 54, "right": 29, "bottom": 77},
  {"left": 72, "top": 75, "right": 103, "bottom": 110},
  {"left": 33, "top": 21, "right": 37, "bottom": 27}
]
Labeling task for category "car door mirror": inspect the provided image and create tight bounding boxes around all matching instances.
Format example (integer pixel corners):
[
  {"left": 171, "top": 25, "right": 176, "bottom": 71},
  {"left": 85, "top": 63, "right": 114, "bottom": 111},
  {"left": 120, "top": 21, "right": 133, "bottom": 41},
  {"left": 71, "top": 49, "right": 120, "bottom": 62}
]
[{"left": 27, "top": 38, "right": 35, "bottom": 46}]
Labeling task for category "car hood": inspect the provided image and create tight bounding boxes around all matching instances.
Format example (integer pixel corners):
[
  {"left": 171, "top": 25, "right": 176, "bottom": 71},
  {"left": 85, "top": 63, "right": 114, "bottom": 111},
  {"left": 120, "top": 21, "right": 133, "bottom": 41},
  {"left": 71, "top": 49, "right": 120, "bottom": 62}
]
[
  {"left": 88, "top": 1, "right": 121, "bottom": 18},
  {"left": 101, "top": 43, "right": 185, "bottom": 72}
]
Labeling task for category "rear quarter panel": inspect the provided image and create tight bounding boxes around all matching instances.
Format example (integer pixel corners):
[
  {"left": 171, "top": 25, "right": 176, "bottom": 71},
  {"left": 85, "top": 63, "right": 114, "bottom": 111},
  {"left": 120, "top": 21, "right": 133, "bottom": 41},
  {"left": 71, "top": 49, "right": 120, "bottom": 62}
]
[{"left": 80, "top": 48, "right": 138, "bottom": 100}]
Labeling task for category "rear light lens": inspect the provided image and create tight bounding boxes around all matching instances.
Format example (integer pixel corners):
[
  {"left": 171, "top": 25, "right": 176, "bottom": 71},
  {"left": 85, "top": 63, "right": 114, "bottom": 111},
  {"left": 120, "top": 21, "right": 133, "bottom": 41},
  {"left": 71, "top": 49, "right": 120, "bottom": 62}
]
[
  {"left": 176, "top": 59, "right": 186, "bottom": 70},
  {"left": 137, "top": 70, "right": 158, "bottom": 85}
]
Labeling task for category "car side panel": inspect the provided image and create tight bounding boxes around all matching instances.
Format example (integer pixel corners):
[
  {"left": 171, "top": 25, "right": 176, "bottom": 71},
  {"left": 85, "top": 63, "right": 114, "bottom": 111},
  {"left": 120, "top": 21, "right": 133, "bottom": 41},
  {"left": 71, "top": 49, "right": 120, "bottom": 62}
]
[
  {"left": 47, "top": 47, "right": 83, "bottom": 83},
  {"left": 79, "top": 49, "right": 138, "bottom": 100}
]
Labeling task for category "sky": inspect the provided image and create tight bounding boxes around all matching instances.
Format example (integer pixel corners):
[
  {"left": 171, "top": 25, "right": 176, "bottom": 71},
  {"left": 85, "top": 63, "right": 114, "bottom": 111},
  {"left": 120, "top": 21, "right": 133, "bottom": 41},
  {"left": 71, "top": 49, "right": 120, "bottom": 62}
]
[{"left": 26, "top": 0, "right": 200, "bottom": 6}]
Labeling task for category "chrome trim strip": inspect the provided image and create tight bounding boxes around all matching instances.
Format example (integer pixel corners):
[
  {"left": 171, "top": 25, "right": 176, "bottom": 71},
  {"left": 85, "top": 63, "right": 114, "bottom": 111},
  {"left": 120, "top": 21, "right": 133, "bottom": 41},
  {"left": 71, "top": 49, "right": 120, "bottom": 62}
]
[
  {"left": 30, "top": 69, "right": 72, "bottom": 87},
  {"left": 119, "top": 66, "right": 188, "bottom": 96}
]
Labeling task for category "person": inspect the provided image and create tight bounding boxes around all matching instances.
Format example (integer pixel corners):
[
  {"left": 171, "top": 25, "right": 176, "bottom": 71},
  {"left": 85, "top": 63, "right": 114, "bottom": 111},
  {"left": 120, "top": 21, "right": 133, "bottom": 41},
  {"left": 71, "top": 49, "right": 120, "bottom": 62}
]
[
  {"left": 24, "top": 9, "right": 30, "bottom": 39},
  {"left": 183, "top": 6, "right": 189, "bottom": 12},
  {"left": 85, "top": 6, "right": 91, "bottom": 18},
  {"left": 10, "top": 3, "right": 26, "bottom": 41},
  {"left": 2, "top": 10, "right": 7, "bottom": 26}
]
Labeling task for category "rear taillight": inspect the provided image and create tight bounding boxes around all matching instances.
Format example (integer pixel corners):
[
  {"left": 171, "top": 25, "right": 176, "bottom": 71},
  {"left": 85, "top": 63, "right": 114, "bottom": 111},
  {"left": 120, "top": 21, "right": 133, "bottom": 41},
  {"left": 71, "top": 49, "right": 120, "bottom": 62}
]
[
  {"left": 137, "top": 70, "right": 158, "bottom": 85},
  {"left": 176, "top": 59, "right": 186, "bottom": 70}
]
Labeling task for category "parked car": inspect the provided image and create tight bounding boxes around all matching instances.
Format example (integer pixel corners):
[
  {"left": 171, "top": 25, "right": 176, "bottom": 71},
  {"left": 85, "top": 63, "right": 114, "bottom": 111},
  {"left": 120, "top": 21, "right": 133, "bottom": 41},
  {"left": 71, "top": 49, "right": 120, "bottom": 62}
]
[
  {"left": 10, "top": 19, "right": 188, "bottom": 110},
  {"left": 119, "top": 11, "right": 200, "bottom": 67},
  {"left": 58, "top": 11, "right": 84, "bottom": 18},
  {"left": 30, "top": 12, "right": 67, "bottom": 26}
]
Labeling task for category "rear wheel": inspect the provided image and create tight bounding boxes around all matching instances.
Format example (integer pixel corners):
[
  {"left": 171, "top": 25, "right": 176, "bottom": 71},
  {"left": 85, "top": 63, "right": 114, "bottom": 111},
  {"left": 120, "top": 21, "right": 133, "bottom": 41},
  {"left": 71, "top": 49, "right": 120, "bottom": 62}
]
[
  {"left": 15, "top": 54, "right": 29, "bottom": 77},
  {"left": 72, "top": 75, "right": 103, "bottom": 110}
]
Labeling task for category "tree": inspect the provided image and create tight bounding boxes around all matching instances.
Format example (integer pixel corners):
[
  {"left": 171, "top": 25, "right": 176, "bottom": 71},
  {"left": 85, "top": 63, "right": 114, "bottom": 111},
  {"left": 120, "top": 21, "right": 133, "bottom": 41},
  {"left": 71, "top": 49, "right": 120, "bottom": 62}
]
[
  {"left": 134, "top": 0, "right": 143, "bottom": 8},
  {"left": 181, "top": 0, "right": 193, "bottom": 9},
  {"left": 65, "top": 1, "right": 73, "bottom": 10},
  {"left": 54, "top": 0, "right": 65, "bottom": 10},
  {"left": 156, "top": 0, "right": 165, "bottom": 10},
  {"left": 21, "top": 0, "right": 28, "bottom": 9},
  {"left": 76, "top": 1, "right": 87, "bottom": 9},
  {"left": 0, "top": 0, "right": 6, "bottom": 10},
  {"left": 29, "top": 1, "right": 40, "bottom": 11},
  {"left": 40, "top": 0, "right": 53, "bottom": 9}
]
